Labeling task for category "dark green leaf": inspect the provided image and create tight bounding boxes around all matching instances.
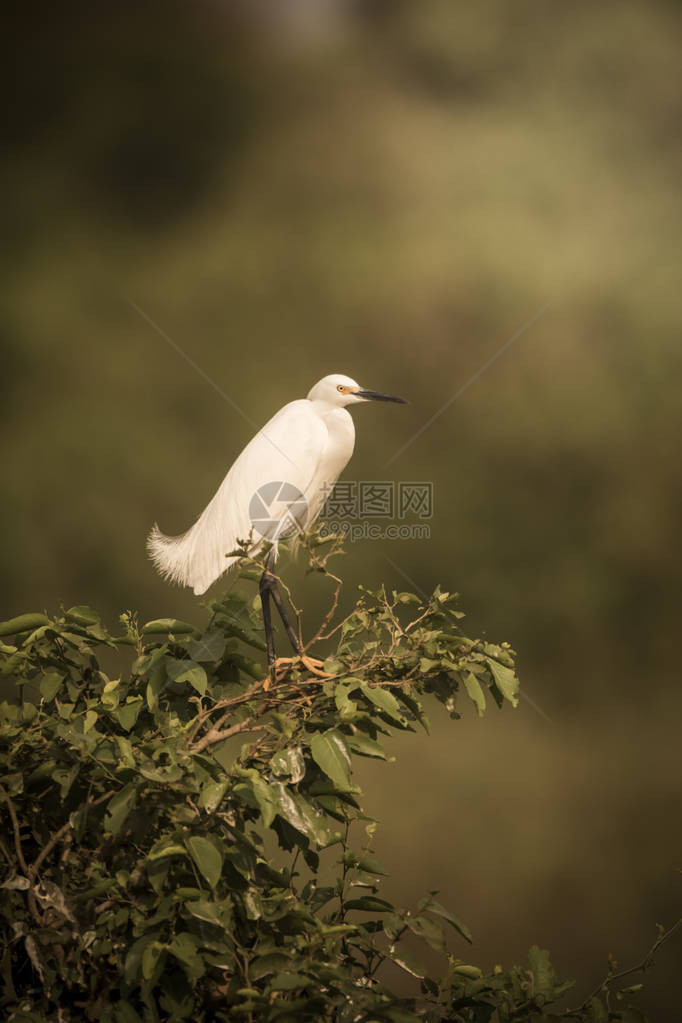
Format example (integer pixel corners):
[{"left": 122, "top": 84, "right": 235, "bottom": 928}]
[
  {"left": 142, "top": 618, "right": 196, "bottom": 635},
  {"left": 105, "top": 784, "right": 137, "bottom": 836},
  {"left": 407, "top": 914, "right": 446, "bottom": 951},
  {"left": 310, "top": 729, "right": 352, "bottom": 791},
  {"left": 0, "top": 613, "right": 50, "bottom": 637},
  {"left": 269, "top": 972, "right": 309, "bottom": 991},
  {"left": 270, "top": 746, "right": 305, "bottom": 783},
  {"left": 347, "top": 733, "right": 387, "bottom": 759},
  {"left": 166, "top": 658, "right": 208, "bottom": 696},
  {"left": 360, "top": 683, "right": 407, "bottom": 726},
  {"left": 462, "top": 671, "right": 486, "bottom": 716},
  {"left": 187, "top": 836, "right": 223, "bottom": 888},
  {"left": 486, "top": 658, "right": 519, "bottom": 707},
  {"left": 39, "top": 671, "right": 63, "bottom": 701},
  {"left": 418, "top": 896, "right": 472, "bottom": 943}
]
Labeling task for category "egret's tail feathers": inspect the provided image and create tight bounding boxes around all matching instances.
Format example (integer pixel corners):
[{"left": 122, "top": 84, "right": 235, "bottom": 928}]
[
  {"left": 146, "top": 519, "right": 240, "bottom": 596},
  {"left": 146, "top": 523, "right": 194, "bottom": 588}
]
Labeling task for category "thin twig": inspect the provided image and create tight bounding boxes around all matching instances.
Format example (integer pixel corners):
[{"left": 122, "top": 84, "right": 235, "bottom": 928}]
[
  {"left": 306, "top": 570, "right": 343, "bottom": 649},
  {"left": 565, "top": 917, "right": 682, "bottom": 1015},
  {"left": 185, "top": 679, "right": 265, "bottom": 748},
  {"left": 0, "top": 784, "right": 29, "bottom": 874},
  {"left": 31, "top": 789, "right": 115, "bottom": 878}
]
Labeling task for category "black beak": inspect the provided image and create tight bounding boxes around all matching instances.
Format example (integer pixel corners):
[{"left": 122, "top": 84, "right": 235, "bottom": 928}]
[{"left": 355, "top": 389, "right": 408, "bottom": 404}]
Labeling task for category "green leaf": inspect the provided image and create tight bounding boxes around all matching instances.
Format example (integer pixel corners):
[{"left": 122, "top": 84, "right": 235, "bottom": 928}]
[
  {"left": 347, "top": 733, "right": 387, "bottom": 759},
  {"left": 148, "top": 836, "right": 188, "bottom": 862},
  {"left": 105, "top": 784, "right": 137, "bottom": 836},
  {"left": 486, "top": 658, "right": 519, "bottom": 707},
  {"left": 199, "top": 778, "right": 230, "bottom": 813},
  {"left": 360, "top": 683, "right": 407, "bottom": 726},
  {"left": 452, "top": 964, "right": 482, "bottom": 979},
  {"left": 344, "top": 895, "right": 394, "bottom": 912},
  {"left": 115, "top": 1002, "right": 144, "bottom": 1023},
  {"left": 187, "top": 835, "right": 223, "bottom": 888},
  {"left": 394, "top": 688, "right": 430, "bottom": 732},
  {"left": 142, "top": 940, "right": 165, "bottom": 981},
  {"left": 166, "top": 658, "right": 207, "bottom": 696},
  {"left": 83, "top": 709, "right": 98, "bottom": 734},
  {"left": 216, "top": 614, "right": 266, "bottom": 651},
  {"left": 385, "top": 1009, "right": 422, "bottom": 1023},
  {"left": 115, "top": 735, "right": 135, "bottom": 767},
  {"left": 270, "top": 712, "right": 296, "bottom": 738},
  {"left": 116, "top": 697, "right": 144, "bottom": 732},
  {"left": 124, "top": 937, "right": 154, "bottom": 986},
  {"left": 388, "top": 949, "right": 426, "bottom": 979},
  {"left": 146, "top": 856, "right": 171, "bottom": 895},
  {"left": 618, "top": 1010, "right": 647, "bottom": 1023},
  {"left": 418, "top": 896, "right": 472, "bottom": 944},
  {"left": 142, "top": 618, "right": 196, "bottom": 635},
  {"left": 310, "top": 729, "right": 352, "bottom": 791},
  {"left": 269, "top": 972, "right": 309, "bottom": 991},
  {"left": 353, "top": 853, "right": 386, "bottom": 875},
  {"left": 168, "top": 933, "right": 205, "bottom": 981},
  {"left": 270, "top": 746, "right": 306, "bottom": 783},
  {"left": 40, "top": 671, "right": 63, "bottom": 701},
  {"left": 587, "top": 997, "right": 608, "bottom": 1023},
  {"left": 528, "top": 944, "right": 556, "bottom": 999},
  {"left": 462, "top": 671, "right": 486, "bottom": 716},
  {"left": 185, "top": 630, "right": 226, "bottom": 662},
  {"left": 53, "top": 764, "right": 79, "bottom": 799},
  {"left": 407, "top": 915, "right": 446, "bottom": 951},
  {"left": 249, "top": 775, "right": 278, "bottom": 828},
  {"left": 270, "top": 783, "right": 335, "bottom": 846},
  {"left": 185, "top": 898, "right": 227, "bottom": 927},
  {"left": 250, "top": 953, "right": 291, "bottom": 980},
  {"left": 242, "top": 888, "right": 263, "bottom": 919},
  {"left": 334, "top": 683, "right": 359, "bottom": 721},
  {"left": 66, "top": 605, "right": 100, "bottom": 626},
  {"left": 0, "top": 613, "right": 50, "bottom": 637},
  {"left": 146, "top": 667, "right": 166, "bottom": 712}
]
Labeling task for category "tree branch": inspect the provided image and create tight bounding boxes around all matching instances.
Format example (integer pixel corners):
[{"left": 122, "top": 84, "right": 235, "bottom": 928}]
[
  {"left": 0, "top": 784, "right": 29, "bottom": 874},
  {"left": 565, "top": 916, "right": 682, "bottom": 1015},
  {"left": 30, "top": 788, "right": 115, "bottom": 878},
  {"left": 189, "top": 717, "right": 268, "bottom": 755},
  {"left": 185, "top": 678, "right": 265, "bottom": 748}
]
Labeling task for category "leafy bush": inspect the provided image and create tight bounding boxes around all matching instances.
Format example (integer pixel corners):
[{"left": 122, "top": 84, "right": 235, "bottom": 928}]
[{"left": 0, "top": 542, "right": 666, "bottom": 1021}]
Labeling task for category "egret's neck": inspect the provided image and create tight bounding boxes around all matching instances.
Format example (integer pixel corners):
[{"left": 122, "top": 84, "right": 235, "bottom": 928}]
[{"left": 309, "top": 398, "right": 347, "bottom": 418}]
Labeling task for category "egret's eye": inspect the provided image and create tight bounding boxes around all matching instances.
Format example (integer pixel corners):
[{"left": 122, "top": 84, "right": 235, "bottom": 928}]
[{"left": 337, "top": 385, "right": 346, "bottom": 392}]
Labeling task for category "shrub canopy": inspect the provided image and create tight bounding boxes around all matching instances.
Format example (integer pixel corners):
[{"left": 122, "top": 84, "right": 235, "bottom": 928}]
[{"left": 0, "top": 542, "right": 659, "bottom": 1021}]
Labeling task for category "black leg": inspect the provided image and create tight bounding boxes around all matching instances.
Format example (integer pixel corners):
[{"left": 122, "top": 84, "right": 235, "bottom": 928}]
[
  {"left": 268, "top": 581, "right": 301, "bottom": 654},
  {"left": 259, "top": 569, "right": 277, "bottom": 672},
  {"left": 259, "top": 551, "right": 301, "bottom": 655},
  {"left": 260, "top": 571, "right": 301, "bottom": 654},
  {"left": 258, "top": 554, "right": 328, "bottom": 681}
]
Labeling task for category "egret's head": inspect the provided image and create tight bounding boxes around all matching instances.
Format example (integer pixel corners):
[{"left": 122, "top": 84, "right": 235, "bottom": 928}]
[{"left": 307, "top": 374, "right": 407, "bottom": 408}]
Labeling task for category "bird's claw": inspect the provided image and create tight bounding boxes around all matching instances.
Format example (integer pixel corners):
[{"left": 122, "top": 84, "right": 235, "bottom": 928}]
[
  {"left": 271, "top": 654, "right": 331, "bottom": 679},
  {"left": 298, "top": 655, "right": 331, "bottom": 677}
]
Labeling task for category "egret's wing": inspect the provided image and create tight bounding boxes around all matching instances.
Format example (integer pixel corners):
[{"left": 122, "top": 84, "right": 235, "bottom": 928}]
[{"left": 148, "top": 400, "right": 328, "bottom": 594}]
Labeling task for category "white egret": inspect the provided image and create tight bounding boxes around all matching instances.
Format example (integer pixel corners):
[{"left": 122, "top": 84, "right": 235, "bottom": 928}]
[{"left": 148, "top": 373, "right": 406, "bottom": 672}]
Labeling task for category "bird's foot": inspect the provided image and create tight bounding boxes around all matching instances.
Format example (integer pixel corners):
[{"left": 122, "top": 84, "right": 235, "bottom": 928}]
[
  {"left": 272, "top": 654, "right": 331, "bottom": 679},
  {"left": 298, "top": 654, "right": 331, "bottom": 678}
]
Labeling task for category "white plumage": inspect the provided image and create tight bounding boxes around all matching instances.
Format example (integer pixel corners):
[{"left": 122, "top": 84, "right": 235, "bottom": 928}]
[{"left": 147, "top": 373, "right": 406, "bottom": 595}]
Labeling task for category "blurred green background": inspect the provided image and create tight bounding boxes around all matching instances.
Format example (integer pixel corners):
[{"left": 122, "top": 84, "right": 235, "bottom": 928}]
[{"left": 3, "top": 0, "right": 681, "bottom": 1014}]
